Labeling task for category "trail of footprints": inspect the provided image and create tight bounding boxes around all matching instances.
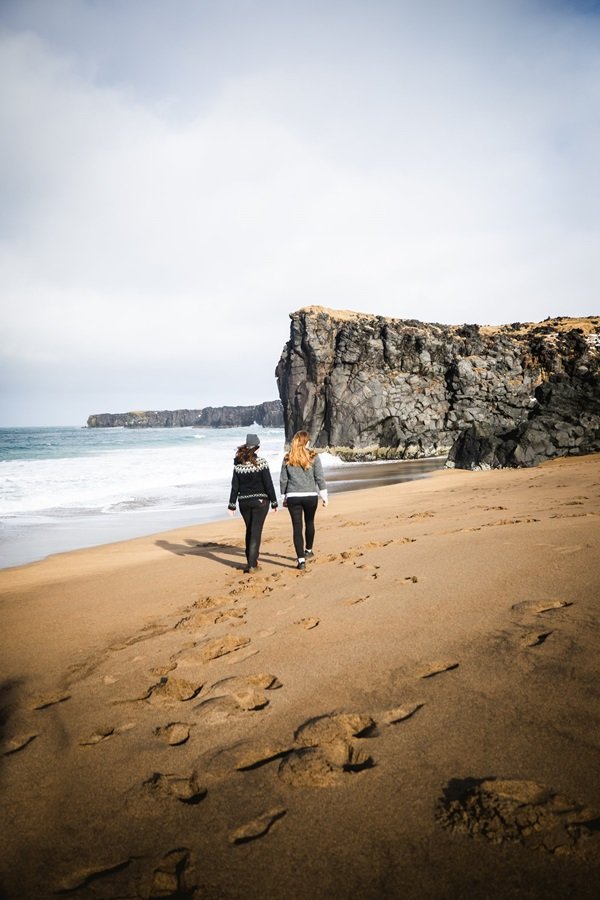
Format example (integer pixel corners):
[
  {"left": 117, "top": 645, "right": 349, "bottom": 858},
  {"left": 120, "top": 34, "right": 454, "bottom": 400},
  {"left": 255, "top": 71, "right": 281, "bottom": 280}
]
[{"left": 3, "top": 534, "right": 595, "bottom": 895}]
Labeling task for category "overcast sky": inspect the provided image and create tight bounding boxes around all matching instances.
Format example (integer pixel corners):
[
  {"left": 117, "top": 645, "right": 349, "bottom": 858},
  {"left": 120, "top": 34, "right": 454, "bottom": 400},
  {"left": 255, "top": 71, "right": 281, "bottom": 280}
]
[{"left": 1, "top": 0, "right": 599, "bottom": 426}]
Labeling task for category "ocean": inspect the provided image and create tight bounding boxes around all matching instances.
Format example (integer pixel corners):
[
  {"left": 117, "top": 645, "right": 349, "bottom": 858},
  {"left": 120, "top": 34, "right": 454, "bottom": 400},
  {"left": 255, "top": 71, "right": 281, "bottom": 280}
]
[{"left": 0, "top": 426, "right": 445, "bottom": 570}]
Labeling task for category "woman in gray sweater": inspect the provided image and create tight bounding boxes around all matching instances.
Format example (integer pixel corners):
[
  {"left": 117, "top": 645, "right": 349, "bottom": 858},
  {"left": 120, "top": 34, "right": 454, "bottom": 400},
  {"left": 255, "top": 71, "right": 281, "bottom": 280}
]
[{"left": 280, "top": 431, "right": 328, "bottom": 570}]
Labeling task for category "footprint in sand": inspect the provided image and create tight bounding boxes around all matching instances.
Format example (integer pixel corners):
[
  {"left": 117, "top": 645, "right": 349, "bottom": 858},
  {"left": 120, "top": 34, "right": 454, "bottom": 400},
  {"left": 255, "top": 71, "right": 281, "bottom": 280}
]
[
  {"left": 418, "top": 661, "right": 459, "bottom": 679},
  {"left": 193, "top": 594, "right": 234, "bottom": 611},
  {"left": 1, "top": 732, "right": 38, "bottom": 755},
  {"left": 79, "top": 725, "right": 117, "bottom": 746},
  {"left": 57, "top": 858, "right": 134, "bottom": 894},
  {"left": 149, "top": 849, "right": 196, "bottom": 898},
  {"left": 341, "top": 595, "right": 370, "bottom": 606},
  {"left": 32, "top": 691, "right": 71, "bottom": 710},
  {"left": 79, "top": 721, "right": 136, "bottom": 746},
  {"left": 148, "top": 663, "right": 177, "bottom": 677},
  {"left": 193, "top": 692, "right": 267, "bottom": 723},
  {"left": 341, "top": 549, "right": 364, "bottom": 561},
  {"left": 487, "top": 517, "right": 541, "bottom": 527},
  {"left": 257, "top": 628, "right": 276, "bottom": 639},
  {"left": 356, "top": 563, "right": 380, "bottom": 574},
  {"left": 194, "top": 673, "right": 281, "bottom": 721},
  {"left": 235, "top": 742, "right": 295, "bottom": 771},
  {"left": 230, "top": 808, "right": 287, "bottom": 844},
  {"left": 520, "top": 631, "right": 553, "bottom": 648},
  {"left": 436, "top": 777, "right": 600, "bottom": 855},
  {"left": 178, "top": 606, "right": 246, "bottom": 631},
  {"left": 232, "top": 712, "right": 376, "bottom": 787},
  {"left": 318, "top": 549, "right": 364, "bottom": 564},
  {"left": 278, "top": 713, "right": 375, "bottom": 787},
  {"left": 229, "top": 582, "right": 274, "bottom": 599},
  {"left": 231, "top": 689, "right": 271, "bottom": 711},
  {"left": 381, "top": 702, "right": 425, "bottom": 725},
  {"left": 362, "top": 540, "right": 393, "bottom": 549},
  {"left": 149, "top": 676, "right": 204, "bottom": 704},
  {"left": 511, "top": 599, "right": 573, "bottom": 617},
  {"left": 294, "top": 713, "right": 375, "bottom": 745},
  {"left": 200, "top": 635, "right": 251, "bottom": 662},
  {"left": 144, "top": 771, "right": 207, "bottom": 804},
  {"left": 209, "top": 673, "right": 282, "bottom": 694},
  {"left": 154, "top": 722, "right": 192, "bottom": 746},
  {"left": 278, "top": 743, "right": 373, "bottom": 787},
  {"left": 294, "top": 617, "right": 320, "bottom": 630}
]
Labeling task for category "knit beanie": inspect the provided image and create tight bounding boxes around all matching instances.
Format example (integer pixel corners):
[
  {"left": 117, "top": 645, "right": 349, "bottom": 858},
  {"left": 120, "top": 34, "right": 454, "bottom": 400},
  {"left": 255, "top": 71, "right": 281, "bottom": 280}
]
[{"left": 245, "top": 433, "right": 260, "bottom": 447}]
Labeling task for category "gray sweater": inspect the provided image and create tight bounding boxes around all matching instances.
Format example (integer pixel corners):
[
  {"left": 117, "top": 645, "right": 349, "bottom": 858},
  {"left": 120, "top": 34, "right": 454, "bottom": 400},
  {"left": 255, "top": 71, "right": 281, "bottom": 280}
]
[{"left": 280, "top": 454, "right": 327, "bottom": 497}]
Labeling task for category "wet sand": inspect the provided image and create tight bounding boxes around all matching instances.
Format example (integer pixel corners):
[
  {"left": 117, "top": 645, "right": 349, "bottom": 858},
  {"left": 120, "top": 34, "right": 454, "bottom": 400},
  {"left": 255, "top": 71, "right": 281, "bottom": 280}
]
[
  {"left": 0, "top": 457, "right": 446, "bottom": 570},
  {"left": 1, "top": 454, "right": 600, "bottom": 899}
]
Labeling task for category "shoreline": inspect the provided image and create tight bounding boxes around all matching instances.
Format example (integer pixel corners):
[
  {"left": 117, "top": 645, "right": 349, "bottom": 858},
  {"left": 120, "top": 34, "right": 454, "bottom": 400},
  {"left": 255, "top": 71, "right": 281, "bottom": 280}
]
[
  {"left": 0, "top": 456, "right": 446, "bottom": 571},
  {"left": 1, "top": 454, "right": 599, "bottom": 898}
]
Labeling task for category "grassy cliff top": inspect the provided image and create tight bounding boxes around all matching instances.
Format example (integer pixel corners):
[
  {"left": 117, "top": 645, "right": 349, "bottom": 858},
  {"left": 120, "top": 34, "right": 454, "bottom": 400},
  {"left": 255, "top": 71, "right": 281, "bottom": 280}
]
[{"left": 296, "top": 305, "right": 600, "bottom": 334}]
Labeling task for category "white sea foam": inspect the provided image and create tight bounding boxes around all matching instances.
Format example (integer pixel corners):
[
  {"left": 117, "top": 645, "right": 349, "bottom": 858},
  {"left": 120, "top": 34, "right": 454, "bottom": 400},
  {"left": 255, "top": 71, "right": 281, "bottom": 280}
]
[
  {"left": 0, "top": 428, "right": 289, "bottom": 517},
  {"left": 0, "top": 425, "right": 357, "bottom": 568}
]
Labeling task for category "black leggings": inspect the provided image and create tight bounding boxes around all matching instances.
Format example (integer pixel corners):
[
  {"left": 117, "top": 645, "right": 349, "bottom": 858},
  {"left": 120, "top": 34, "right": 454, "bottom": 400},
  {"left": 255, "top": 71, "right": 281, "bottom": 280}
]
[
  {"left": 286, "top": 496, "right": 319, "bottom": 559},
  {"left": 239, "top": 498, "right": 270, "bottom": 567}
]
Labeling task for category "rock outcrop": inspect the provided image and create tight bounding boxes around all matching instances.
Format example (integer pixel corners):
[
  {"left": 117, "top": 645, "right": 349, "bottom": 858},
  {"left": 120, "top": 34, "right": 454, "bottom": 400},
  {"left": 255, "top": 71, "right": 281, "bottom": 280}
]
[
  {"left": 275, "top": 306, "right": 600, "bottom": 466},
  {"left": 447, "top": 372, "right": 600, "bottom": 469},
  {"left": 87, "top": 409, "right": 202, "bottom": 428},
  {"left": 197, "top": 401, "right": 284, "bottom": 428},
  {"left": 87, "top": 401, "right": 283, "bottom": 429}
]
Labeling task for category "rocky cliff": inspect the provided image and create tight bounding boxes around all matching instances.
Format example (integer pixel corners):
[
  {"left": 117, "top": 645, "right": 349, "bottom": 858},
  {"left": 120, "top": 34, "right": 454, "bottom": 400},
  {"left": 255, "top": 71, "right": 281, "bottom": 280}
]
[
  {"left": 275, "top": 306, "right": 600, "bottom": 466},
  {"left": 87, "top": 400, "right": 283, "bottom": 429},
  {"left": 87, "top": 409, "right": 202, "bottom": 428},
  {"left": 197, "top": 401, "right": 283, "bottom": 428}
]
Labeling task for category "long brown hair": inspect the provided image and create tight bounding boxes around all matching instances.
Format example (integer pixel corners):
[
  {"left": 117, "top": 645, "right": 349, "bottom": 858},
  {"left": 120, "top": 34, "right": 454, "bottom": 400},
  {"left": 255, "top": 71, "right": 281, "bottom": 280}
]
[
  {"left": 284, "top": 431, "right": 317, "bottom": 470},
  {"left": 234, "top": 444, "right": 259, "bottom": 466}
]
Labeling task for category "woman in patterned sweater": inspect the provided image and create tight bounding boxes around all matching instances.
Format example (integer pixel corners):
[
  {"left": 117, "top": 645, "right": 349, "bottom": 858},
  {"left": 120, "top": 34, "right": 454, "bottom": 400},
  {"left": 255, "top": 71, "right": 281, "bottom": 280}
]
[{"left": 228, "top": 433, "right": 278, "bottom": 573}]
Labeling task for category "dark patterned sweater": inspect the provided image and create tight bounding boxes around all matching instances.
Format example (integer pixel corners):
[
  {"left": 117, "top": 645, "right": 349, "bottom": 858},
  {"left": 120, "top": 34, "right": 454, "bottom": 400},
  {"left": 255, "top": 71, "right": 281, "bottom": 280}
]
[{"left": 228, "top": 458, "right": 278, "bottom": 509}]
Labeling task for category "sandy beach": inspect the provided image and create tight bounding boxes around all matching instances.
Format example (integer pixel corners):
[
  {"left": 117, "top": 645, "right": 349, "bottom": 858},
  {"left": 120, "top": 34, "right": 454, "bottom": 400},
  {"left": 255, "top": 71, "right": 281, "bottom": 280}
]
[{"left": 1, "top": 454, "right": 600, "bottom": 899}]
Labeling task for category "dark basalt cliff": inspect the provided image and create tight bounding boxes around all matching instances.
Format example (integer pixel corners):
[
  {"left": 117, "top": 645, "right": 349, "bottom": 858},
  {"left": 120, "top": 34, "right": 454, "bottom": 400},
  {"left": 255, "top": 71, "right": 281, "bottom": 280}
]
[
  {"left": 197, "top": 401, "right": 284, "bottom": 428},
  {"left": 87, "top": 409, "right": 202, "bottom": 428},
  {"left": 87, "top": 400, "right": 283, "bottom": 429},
  {"left": 275, "top": 306, "right": 600, "bottom": 467}
]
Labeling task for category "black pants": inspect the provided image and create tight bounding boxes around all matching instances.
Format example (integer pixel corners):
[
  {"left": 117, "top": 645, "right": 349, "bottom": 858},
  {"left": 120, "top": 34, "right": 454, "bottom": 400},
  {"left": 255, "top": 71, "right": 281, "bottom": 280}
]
[
  {"left": 286, "top": 496, "right": 319, "bottom": 559},
  {"left": 239, "top": 498, "right": 270, "bottom": 567}
]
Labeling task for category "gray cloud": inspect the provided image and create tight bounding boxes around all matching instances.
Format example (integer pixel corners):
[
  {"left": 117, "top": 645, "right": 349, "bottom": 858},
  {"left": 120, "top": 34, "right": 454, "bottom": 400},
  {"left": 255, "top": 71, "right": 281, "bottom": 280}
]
[{"left": 1, "top": 0, "right": 598, "bottom": 424}]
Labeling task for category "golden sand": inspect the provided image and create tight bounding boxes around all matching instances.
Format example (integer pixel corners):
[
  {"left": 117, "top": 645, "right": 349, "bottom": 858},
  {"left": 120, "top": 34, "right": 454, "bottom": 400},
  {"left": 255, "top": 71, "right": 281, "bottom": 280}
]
[{"left": 1, "top": 455, "right": 600, "bottom": 898}]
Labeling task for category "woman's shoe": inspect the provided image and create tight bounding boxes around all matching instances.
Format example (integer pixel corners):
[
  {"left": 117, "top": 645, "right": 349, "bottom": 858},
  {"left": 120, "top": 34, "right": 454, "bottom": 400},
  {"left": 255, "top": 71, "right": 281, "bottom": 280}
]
[
  {"left": 305, "top": 549, "right": 314, "bottom": 560},
  {"left": 297, "top": 561, "right": 306, "bottom": 570}
]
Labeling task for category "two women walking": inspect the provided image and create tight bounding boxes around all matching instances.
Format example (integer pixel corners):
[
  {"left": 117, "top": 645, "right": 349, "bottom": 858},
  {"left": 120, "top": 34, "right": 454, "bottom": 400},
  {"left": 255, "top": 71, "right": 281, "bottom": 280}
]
[{"left": 228, "top": 430, "right": 327, "bottom": 572}]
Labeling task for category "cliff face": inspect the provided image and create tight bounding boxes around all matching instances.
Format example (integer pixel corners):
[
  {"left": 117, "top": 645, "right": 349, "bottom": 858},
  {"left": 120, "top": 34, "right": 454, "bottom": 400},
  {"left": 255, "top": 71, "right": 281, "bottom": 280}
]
[
  {"left": 87, "top": 409, "right": 202, "bottom": 428},
  {"left": 197, "top": 401, "right": 283, "bottom": 428},
  {"left": 275, "top": 306, "right": 600, "bottom": 465},
  {"left": 87, "top": 401, "right": 283, "bottom": 429}
]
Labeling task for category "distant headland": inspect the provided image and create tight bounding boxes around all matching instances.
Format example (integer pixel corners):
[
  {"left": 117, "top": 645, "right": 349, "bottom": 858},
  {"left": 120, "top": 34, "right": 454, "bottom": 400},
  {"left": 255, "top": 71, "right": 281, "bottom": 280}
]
[{"left": 87, "top": 400, "right": 283, "bottom": 429}]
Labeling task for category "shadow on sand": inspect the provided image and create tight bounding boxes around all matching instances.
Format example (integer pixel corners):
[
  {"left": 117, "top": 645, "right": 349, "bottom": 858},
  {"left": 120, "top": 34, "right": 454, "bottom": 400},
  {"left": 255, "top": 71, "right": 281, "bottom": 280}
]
[{"left": 155, "top": 538, "right": 295, "bottom": 570}]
